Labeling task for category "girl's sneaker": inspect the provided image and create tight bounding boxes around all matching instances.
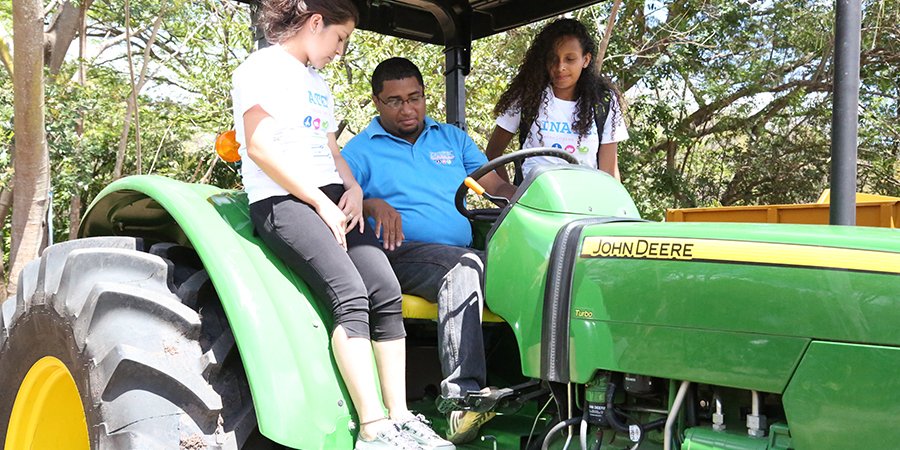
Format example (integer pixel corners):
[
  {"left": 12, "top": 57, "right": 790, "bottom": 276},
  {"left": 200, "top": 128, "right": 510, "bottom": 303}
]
[
  {"left": 355, "top": 422, "right": 422, "bottom": 450},
  {"left": 398, "top": 414, "right": 456, "bottom": 449}
]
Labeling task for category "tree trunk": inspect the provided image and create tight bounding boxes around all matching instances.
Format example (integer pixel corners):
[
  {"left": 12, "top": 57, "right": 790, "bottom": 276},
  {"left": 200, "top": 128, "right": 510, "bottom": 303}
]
[
  {"left": 199, "top": 156, "right": 217, "bottom": 184},
  {"left": 10, "top": 0, "right": 51, "bottom": 296},
  {"left": 67, "top": 0, "right": 91, "bottom": 238},
  {"left": 0, "top": 185, "right": 13, "bottom": 233},
  {"left": 44, "top": 1, "right": 82, "bottom": 75},
  {"left": 114, "top": 99, "right": 135, "bottom": 179},
  {"left": 0, "top": 184, "right": 13, "bottom": 298},
  {"left": 594, "top": 0, "right": 622, "bottom": 72},
  {"left": 124, "top": 0, "right": 143, "bottom": 175},
  {"left": 67, "top": 192, "right": 81, "bottom": 240},
  {"left": 113, "top": 9, "right": 164, "bottom": 179},
  {"left": 0, "top": 36, "right": 12, "bottom": 76}
]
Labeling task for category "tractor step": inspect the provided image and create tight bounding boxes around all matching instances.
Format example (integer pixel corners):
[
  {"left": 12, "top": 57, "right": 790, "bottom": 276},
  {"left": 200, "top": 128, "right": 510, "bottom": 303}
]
[{"left": 442, "top": 380, "right": 549, "bottom": 414}]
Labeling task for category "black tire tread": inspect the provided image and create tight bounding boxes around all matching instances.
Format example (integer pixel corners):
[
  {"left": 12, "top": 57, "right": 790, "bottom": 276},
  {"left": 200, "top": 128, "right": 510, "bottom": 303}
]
[
  {"left": 94, "top": 343, "right": 222, "bottom": 415},
  {"left": 54, "top": 248, "right": 174, "bottom": 318},
  {"left": 0, "top": 238, "right": 236, "bottom": 449},
  {"left": 0, "top": 296, "right": 14, "bottom": 347},
  {"left": 72, "top": 283, "right": 201, "bottom": 346}
]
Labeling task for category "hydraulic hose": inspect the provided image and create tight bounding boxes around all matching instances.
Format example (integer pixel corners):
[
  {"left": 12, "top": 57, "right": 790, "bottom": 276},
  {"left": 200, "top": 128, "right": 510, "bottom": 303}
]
[
  {"left": 580, "top": 402, "right": 590, "bottom": 450},
  {"left": 604, "top": 384, "right": 626, "bottom": 431},
  {"left": 604, "top": 384, "right": 668, "bottom": 435},
  {"left": 542, "top": 417, "right": 583, "bottom": 450},
  {"left": 751, "top": 390, "right": 760, "bottom": 416},
  {"left": 664, "top": 381, "right": 692, "bottom": 450}
]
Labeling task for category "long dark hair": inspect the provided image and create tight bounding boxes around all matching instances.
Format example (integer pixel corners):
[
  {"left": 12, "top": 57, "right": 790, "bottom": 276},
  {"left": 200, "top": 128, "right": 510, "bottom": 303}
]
[
  {"left": 259, "top": 0, "right": 359, "bottom": 44},
  {"left": 494, "top": 18, "right": 622, "bottom": 143}
]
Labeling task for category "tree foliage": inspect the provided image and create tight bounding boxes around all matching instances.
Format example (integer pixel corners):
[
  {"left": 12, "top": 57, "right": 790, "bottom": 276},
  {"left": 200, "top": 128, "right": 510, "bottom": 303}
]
[
  {"left": 601, "top": 0, "right": 899, "bottom": 217},
  {"left": 325, "top": 0, "right": 898, "bottom": 220},
  {"left": 1, "top": 0, "right": 897, "bottom": 281}
]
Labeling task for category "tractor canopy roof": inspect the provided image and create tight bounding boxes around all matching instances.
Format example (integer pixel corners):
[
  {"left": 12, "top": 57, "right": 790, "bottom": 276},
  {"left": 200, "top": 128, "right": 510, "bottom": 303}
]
[{"left": 235, "top": 0, "right": 604, "bottom": 45}]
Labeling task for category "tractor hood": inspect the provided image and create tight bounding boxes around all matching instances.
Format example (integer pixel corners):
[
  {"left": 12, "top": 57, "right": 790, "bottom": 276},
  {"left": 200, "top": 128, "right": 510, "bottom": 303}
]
[
  {"left": 562, "top": 221, "right": 900, "bottom": 391},
  {"left": 513, "top": 166, "right": 641, "bottom": 217},
  {"left": 485, "top": 171, "right": 900, "bottom": 394}
]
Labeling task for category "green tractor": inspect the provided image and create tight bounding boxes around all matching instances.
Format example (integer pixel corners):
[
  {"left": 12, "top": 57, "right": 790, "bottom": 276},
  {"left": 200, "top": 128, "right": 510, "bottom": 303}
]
[{"left": 2, "top": 1, "right": 898, "bottom": 449}]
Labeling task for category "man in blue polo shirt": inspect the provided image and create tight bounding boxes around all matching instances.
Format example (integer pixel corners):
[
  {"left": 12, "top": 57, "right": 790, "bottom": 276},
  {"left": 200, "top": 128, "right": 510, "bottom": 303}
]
[{"left": 342, "top": 57, "right": 514, "bottom": 445}]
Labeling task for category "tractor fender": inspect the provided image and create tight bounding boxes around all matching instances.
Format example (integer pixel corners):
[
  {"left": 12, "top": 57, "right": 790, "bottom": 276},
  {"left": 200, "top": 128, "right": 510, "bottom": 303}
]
[{"left": 80, "top": 175, "right": 353, "bottom": 449}]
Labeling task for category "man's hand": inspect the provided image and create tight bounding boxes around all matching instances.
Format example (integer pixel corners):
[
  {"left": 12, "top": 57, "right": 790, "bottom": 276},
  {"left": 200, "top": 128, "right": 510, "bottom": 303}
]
[{"left": 363, "top": 198, "right": 404, "bottom": 251}]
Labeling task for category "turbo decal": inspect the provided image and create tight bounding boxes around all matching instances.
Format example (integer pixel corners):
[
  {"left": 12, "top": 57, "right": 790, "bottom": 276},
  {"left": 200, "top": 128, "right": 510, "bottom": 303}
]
[
  {"left": 574, "top": 308, "right": 594, "bottom": 319},
  {"left": 580, "top": 236, "right": 900, "bottom": 275}
]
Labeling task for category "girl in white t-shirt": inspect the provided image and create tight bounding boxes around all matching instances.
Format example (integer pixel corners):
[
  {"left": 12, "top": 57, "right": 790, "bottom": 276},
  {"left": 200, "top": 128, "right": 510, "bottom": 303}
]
[
  {"left": 232, "top": 1, "right": 445, "bottom": 448},
  {"left": 486, "top": 18, "right": 628, "bottom": 181}
]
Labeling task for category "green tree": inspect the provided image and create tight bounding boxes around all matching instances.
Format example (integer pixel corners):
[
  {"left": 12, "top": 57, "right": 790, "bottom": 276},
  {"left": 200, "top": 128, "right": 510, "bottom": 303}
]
[{"left": 3, "top": 0, "right": 897, "bottom": 280}]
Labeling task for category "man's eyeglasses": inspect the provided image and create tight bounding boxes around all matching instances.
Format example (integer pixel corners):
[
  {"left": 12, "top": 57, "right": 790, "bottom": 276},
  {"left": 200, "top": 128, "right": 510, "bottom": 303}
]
[{"left": 377, "top": 94, "right": 425, "bottom": 110}]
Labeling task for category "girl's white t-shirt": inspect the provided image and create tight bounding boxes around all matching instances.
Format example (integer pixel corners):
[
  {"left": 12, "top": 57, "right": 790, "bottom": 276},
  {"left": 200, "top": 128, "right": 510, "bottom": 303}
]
[
  {"left": 232, "top": 44, "right": 341, "bottom": 203},
  {"left": 496, "top": 86, "right": 628, "bottom": 176}
]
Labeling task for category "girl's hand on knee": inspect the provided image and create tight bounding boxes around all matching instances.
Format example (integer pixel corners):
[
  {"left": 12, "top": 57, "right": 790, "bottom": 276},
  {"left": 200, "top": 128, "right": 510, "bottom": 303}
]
[
  {"left": 338, "top": 184, "right": 364, "bottom": 233},
  {"left": 316, "top": 201, "right": 349, "bottom": 250}
]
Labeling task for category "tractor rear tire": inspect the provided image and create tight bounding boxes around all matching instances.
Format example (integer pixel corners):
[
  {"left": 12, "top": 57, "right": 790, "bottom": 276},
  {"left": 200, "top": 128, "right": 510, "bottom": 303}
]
[{"left": 0, "top": 237, "right": 276, "bottom": 449}]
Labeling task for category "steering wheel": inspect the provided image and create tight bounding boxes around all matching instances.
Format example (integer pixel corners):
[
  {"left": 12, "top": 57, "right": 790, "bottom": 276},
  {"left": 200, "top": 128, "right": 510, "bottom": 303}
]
[{"left": 454, "top": 147, "right": 579, "bottom": 221}]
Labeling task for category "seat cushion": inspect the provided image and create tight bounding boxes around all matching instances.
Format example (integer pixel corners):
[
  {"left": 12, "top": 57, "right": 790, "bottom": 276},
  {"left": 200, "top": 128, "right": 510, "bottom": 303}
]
[{"left": 401, "top": 294, "right": 504, "bottom": 323}]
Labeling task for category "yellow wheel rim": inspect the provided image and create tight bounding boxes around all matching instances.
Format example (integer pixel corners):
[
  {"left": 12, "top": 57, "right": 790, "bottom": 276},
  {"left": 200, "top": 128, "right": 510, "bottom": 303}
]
[{"left": 6, "top": 356, "right": 90, "bottom": 450}]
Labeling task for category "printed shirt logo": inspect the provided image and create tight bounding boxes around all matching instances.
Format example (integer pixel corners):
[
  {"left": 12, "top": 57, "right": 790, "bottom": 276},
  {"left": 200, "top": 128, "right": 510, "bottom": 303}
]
[
  {"left": 524, "top": 101, "right": 599, "bottom": 167},
  {"left": 539, "top": 120, "right": 577, "bottom": 135},
  {"left": 302, "top": 88, "right": 330, "bottom": 131},
  {"left": 551, "top": 143, "right": 583, "bottom": 155},
  {"left": 430, "top": 151, "right": 456, "bottom": 165},
  {"left": 304, "top": 116, "right": 325, "bottom": 130},
  {"left": 308, "top": 91, "right": 329, "bottom": 108}
]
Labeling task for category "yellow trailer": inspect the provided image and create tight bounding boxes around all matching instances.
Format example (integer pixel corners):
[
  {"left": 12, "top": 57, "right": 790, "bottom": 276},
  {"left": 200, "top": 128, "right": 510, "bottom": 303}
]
[{"left": 666, "top": 191, "right": 899, "bottom": 228}]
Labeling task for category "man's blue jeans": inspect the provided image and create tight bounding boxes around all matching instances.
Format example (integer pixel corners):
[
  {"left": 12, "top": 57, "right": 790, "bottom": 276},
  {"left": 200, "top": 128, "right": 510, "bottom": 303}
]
[{"left": 386, "top": 241, "right": 487, "bottom": 400}]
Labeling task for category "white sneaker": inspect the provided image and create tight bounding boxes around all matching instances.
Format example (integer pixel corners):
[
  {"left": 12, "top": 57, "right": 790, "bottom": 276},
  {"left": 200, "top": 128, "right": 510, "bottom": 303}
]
[
  {"left": 398, "top": 414, "right": 455, "bottom": 450},
  {"left": 355, "top": 422, "right": 422, "bottom": 450}
]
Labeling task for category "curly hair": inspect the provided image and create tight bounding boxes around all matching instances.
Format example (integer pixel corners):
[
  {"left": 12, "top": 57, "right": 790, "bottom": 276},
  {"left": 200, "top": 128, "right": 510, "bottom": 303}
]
[
  {"left": 258, "top": 0, "right": 359, "bottom": 44},
  {"left": 493, "top": 18, "right": 623, "bottom": 144}
]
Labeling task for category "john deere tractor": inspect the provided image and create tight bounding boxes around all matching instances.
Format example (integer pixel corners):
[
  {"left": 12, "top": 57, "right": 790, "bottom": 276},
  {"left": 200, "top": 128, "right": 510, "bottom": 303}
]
[{"left": 2, "top": 1, "right": 897, "bottom": 449}]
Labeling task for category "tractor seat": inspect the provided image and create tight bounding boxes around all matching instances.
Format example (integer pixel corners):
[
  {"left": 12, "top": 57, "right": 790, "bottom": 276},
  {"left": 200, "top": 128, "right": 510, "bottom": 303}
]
[{"left": 401, "top": 294, "right": 504, "bottom": 323}]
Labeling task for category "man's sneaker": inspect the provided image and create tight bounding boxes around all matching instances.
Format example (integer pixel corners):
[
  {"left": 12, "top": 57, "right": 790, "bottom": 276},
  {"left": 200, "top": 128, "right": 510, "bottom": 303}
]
[
  {"left": 446, "top": 410, "right": 497, "bottom": 444},
  {"left": 355, "top": 422, "right": 422, "bottom": 450},
  {"left": 398, "top": 414, "right": 456, "bottom": 450}
]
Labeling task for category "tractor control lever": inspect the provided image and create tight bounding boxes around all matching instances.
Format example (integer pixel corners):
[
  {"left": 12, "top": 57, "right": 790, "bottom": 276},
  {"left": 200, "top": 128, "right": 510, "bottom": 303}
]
[{"left": 464, "top": 177, "right": 509, "bottom": 208}]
